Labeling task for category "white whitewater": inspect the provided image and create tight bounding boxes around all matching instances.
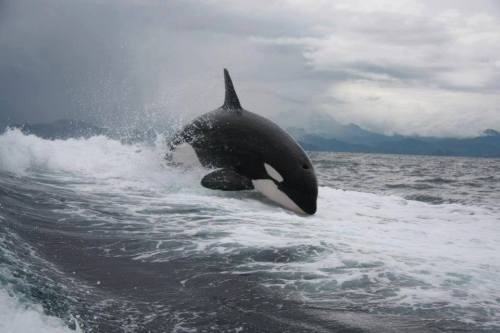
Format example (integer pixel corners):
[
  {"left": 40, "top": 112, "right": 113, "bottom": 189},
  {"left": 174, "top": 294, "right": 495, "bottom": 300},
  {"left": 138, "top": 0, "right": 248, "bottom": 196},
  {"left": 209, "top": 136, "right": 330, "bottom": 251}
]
[{"left": 0, "top": 128, "right": 499, "bottom": 331}]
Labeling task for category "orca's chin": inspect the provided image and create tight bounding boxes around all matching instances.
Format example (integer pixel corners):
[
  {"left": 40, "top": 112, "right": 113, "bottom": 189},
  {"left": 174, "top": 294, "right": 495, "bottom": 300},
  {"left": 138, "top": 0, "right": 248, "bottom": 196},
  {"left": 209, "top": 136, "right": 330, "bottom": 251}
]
[
  {"left": 301, "top": 204, "right": 317, "bottom": 215},
  {"left": 251, "top": 179, "right": 317, "bottom": 215},
  {"left": 278, "top": 182, "right": 317, "bottom": 215},
  {"left": 288, "top": 201, "right": 316, "bottom": 216}
]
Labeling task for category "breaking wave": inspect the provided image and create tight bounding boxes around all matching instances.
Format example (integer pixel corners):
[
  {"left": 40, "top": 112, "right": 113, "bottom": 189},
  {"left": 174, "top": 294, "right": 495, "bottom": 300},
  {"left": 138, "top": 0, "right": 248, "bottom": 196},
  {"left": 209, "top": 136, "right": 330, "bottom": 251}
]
[{"left": 1, "top": 129, "right": 500, "bottom": 332}]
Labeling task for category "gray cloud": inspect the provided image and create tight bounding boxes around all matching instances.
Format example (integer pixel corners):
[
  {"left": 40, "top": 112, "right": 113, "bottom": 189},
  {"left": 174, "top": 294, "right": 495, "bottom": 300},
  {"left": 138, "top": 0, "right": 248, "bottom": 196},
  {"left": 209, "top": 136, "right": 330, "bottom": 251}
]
[{"left": 1, "top": 0, "right": 499, "bottom": 136}]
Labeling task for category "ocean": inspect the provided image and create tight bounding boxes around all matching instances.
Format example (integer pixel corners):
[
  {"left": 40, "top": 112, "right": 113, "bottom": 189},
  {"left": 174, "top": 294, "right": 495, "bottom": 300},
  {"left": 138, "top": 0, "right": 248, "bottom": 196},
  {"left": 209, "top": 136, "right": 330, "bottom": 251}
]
[{"left": 0, "top": 128, "right": 499, "bottom": 332}]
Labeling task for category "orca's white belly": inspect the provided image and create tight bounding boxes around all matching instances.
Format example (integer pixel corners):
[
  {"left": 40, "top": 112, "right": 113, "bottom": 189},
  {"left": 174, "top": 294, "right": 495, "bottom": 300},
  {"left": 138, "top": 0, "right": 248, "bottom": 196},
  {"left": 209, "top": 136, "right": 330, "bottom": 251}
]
[{"left": 252, "top": 179, "right": 305, "bottom": 215}]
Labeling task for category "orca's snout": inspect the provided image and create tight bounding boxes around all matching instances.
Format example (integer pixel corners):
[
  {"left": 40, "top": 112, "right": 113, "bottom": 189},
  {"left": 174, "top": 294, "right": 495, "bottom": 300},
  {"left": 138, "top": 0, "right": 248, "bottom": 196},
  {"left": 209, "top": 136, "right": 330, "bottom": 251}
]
[
  {"left": 297, "top": 176, "right": 318, "bottom": 215},
  {"left": 295, "top": 191, "right": 316, "bottom": 215},
  {"left": 301, "top": 199, "right": 317, "bottom": 215},
  {"left": 279, "top": 182, "right": 318, "bottom": 215}
]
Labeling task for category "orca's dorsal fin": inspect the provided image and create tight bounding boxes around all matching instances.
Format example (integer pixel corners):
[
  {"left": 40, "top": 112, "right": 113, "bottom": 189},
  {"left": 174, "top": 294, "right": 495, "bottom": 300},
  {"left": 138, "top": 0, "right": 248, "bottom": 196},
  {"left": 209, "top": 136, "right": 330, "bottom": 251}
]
[{"left": 222, "top": 68, "right": 242, "bottom": 110}]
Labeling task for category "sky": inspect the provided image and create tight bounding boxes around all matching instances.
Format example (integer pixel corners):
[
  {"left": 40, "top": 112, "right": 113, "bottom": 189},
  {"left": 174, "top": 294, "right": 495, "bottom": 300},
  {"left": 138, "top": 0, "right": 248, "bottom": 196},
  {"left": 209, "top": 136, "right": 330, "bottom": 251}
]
[{"left": 1, "top": 0, "right": 499, "bottom": 137}]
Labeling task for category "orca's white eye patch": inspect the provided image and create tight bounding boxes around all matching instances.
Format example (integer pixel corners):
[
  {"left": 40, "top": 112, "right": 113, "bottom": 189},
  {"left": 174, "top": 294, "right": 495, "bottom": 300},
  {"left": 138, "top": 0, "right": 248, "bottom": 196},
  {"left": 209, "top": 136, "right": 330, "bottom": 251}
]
[{"left": 264, "top": 163, "right": 284, "bottom": 182}]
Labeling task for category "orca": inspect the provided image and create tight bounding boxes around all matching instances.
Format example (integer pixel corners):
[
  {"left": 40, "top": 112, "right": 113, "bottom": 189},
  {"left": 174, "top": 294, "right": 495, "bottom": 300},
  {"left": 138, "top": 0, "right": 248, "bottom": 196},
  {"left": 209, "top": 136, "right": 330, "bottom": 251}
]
[{"left": 167, "top": 69, "right": 318, "bottom": 215}]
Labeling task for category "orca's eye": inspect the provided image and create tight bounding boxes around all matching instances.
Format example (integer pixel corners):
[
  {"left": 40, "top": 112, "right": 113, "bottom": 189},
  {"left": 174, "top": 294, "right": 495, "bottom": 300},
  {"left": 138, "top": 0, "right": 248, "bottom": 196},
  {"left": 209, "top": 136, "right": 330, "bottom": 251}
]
[{"left": 302, "top": 164, "right": 309, "bottom": 170}]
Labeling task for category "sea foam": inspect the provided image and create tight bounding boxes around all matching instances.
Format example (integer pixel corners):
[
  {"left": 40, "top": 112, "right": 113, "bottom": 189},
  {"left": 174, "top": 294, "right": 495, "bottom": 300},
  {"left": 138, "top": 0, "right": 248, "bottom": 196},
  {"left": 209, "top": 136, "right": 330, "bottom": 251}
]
[
  {"left": 1, "top": 129, "right": 500, "bottom": 329},
  {"left": 0, "top": 289, "right": 80, "bottom": 333}
]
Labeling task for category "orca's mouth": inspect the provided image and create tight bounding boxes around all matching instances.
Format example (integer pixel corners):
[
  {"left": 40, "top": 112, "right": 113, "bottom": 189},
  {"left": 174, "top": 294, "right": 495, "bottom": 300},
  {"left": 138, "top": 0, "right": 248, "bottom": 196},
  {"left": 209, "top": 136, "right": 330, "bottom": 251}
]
[
  {"left": 293, "top": 197, "right": 316, "bottom": 215},
  {"left": 278, "top": 183, "right": 317, "bottom": 215},
  {"left": 300, "top": 202, "right": 317, "bottom": 215}
]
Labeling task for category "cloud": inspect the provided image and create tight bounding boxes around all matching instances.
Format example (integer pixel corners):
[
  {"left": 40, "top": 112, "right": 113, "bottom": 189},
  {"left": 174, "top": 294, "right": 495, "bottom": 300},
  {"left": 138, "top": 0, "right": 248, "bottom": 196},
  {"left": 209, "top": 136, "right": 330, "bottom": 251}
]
[
  {"left": 0, "top": 0, "right": 499, "bottom": 136},
  {"left": 324, "top": 80, "right": 500, "bottom": 136},
  {"left": 253, "top": 0, "right": 500, "bottom": 135}
]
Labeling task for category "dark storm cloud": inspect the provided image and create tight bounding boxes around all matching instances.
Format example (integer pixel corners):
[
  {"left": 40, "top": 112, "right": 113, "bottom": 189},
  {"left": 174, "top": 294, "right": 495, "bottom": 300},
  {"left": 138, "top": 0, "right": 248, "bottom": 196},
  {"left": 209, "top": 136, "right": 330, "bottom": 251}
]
[
  {"left": 1, "top": 0, "right": 499, "bottom": 136},
  {"left": 0, "top": 0, "right": 146, "bottom": 124},
  {"left": 0, "top": 0, "right": 316, "bottom": 129}
]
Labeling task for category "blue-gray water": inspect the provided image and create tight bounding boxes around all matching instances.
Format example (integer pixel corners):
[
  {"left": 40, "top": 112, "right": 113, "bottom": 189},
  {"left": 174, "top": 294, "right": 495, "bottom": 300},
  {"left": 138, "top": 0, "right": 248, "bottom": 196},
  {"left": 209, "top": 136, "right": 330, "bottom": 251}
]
[{"left": 0, "top": 129, "right": 499, "bottom": 332}]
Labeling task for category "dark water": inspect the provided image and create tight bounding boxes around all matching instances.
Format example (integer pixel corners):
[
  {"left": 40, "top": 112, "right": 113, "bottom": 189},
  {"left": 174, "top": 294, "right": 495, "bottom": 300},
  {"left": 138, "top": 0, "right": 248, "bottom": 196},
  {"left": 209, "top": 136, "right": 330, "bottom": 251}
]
[
  {"left": 0, "top": 130, "right": 499, "bottom": 332},
  {"left": 312, "top": 152, "right": 500, "bottom": 208}
]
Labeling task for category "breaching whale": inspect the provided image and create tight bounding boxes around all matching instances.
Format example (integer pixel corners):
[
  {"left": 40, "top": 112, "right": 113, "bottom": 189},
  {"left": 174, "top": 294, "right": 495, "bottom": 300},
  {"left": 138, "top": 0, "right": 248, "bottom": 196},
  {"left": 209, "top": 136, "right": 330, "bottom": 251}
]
[{"left": 167, "top": 69, "right": 318, "bottom": 215}]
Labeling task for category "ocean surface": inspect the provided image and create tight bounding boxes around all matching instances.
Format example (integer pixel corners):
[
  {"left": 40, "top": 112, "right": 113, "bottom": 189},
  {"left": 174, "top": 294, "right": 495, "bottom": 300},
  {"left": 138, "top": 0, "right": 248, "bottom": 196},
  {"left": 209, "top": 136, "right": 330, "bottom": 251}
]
[{"left": 0, "top": 128, "right": 499, "bottom": 332}]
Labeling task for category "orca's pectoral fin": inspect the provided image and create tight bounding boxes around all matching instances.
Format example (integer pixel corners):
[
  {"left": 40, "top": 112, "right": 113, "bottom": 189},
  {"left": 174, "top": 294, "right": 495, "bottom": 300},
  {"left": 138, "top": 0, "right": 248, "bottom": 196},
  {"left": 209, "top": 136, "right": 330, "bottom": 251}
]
[{"left": 201, "top": 169, "right": 254, "bottom": 191}]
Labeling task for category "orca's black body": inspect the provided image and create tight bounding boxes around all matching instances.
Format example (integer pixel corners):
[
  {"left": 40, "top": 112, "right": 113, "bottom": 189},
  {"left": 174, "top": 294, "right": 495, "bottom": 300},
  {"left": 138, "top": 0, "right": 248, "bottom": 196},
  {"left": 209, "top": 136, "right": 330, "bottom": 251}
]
[{"left": 167, "top": 69, "right": 317, "bottom": 215}]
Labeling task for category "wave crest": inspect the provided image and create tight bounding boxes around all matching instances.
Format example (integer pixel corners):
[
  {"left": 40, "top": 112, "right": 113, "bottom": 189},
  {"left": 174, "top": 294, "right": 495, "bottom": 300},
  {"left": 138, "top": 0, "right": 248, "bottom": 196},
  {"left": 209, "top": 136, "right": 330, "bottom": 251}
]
[{"left": 0, "top": 128, "right": 167, "bottom": 178}]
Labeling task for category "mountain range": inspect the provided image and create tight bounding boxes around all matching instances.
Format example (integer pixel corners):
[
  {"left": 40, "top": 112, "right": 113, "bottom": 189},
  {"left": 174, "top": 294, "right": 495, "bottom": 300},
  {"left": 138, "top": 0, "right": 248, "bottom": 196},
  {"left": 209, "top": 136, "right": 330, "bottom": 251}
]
[
  {"left": 285, "top": 113, "right": 500, "bottom": 157},
  {"left": 5, "top": 117, "right": 500, "bottom": 158}
]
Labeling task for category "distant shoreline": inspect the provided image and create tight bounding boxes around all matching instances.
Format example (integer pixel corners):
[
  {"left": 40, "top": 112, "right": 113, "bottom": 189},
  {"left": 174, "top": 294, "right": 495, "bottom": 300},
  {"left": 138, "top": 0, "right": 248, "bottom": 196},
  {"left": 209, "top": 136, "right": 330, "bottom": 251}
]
[
  {"left": 290, "top": 126, "right": 500, "bottom": 159},
  {"left": 304, "top": 149, "right": 500, "bottom": 160},
  {"left": 3, "top": 119, "right": 500, "bottom": 158}
]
